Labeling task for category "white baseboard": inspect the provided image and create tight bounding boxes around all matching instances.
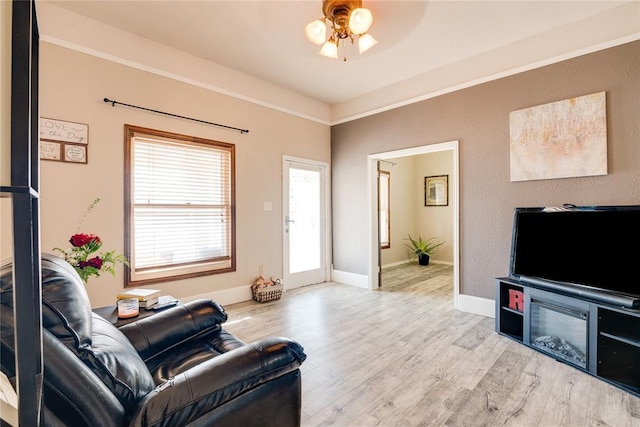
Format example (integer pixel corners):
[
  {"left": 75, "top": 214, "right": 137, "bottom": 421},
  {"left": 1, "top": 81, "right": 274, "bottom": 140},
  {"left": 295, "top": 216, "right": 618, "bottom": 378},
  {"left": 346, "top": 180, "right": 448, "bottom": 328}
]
[
  {"left": 381, "top": 259, "right": 453, "bottom": 269},
  {"left": 182, "top": 285, "right": 252, "bottom": 306},
  {"left": 332, "top": 269, "right": 369, "bottom": 289},
  {"left": 431, "top": 259, "right": 454, "bottom": 266},
  {"left": 457, "top": 294, "right": 495, "bottom": 318},
  {"left": 381, "top": 260, "right": 412, "bottom": 269},
  {"left": 179, "top": 272, "right": 495, "bottom": 321},
  {"left": 181, "top": 270, "right": 374, "bottom": 306}
]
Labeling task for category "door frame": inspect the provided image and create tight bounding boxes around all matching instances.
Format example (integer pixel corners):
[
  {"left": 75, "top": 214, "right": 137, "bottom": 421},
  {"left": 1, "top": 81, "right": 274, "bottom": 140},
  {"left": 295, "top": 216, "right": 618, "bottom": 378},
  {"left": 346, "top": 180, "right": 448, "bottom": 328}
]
[
  {"left": 367, "top": 140, "right": 460, "bottom": 308},
  {"left": 282, "top": 155, "right": 332, "bottom": 289}
]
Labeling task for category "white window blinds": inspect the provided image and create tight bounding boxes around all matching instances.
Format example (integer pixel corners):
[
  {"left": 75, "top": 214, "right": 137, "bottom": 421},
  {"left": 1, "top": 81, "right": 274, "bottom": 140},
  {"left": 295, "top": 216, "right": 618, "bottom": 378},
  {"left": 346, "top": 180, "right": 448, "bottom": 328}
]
[{"left": 126, "top": 127, "right": 235, "bottom": 284}]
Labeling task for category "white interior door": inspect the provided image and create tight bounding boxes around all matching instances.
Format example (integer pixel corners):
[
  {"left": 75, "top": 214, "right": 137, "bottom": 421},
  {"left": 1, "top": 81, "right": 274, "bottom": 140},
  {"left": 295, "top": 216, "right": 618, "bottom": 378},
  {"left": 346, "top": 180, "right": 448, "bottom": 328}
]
[{"left": 283, "top": 157, "right": 328, "bottom": 289}]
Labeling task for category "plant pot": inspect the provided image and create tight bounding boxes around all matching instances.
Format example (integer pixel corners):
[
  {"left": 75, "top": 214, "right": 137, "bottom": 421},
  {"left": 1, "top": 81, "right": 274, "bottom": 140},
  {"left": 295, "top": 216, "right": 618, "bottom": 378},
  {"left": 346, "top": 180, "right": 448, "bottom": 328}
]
[{"left": 418, "top": 253, "right": 430, "bottom": 266}]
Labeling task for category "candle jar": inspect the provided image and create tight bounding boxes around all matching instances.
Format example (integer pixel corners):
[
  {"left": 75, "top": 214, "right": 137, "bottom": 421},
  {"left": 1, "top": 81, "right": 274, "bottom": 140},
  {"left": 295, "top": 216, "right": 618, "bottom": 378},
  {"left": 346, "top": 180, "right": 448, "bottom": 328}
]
[{"left": 117, "top": 298, "right": 139, "bottom": 319}]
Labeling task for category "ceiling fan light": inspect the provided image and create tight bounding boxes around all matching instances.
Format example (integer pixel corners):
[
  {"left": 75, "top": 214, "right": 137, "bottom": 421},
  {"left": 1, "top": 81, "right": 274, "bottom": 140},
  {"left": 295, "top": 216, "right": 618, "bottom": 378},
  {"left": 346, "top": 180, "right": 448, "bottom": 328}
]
[
  {"left": 349, "top": 8, "right": 373, "bottom": 34},
  {"left": 319, "top": 41, "right": 339, "bottom": 59},
  {"left": 305, "top": 19, "right": 326, "bottom": 45},
  {"left": 358, "top": 33, "right": 377, "bottom": 54}
]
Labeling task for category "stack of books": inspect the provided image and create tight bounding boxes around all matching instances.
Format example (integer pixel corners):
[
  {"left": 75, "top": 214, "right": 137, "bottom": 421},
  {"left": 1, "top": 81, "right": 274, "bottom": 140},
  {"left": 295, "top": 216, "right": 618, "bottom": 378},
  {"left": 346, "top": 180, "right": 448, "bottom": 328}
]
[{"left": 116, "top": 288, "right": 161, "bottom": 309}]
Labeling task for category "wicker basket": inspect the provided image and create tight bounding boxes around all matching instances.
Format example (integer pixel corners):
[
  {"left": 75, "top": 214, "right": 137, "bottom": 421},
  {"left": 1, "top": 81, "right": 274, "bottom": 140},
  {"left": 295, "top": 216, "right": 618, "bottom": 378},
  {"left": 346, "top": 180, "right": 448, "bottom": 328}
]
[{"left": 252, "top": 283, "right": 283, "bottom": 303}]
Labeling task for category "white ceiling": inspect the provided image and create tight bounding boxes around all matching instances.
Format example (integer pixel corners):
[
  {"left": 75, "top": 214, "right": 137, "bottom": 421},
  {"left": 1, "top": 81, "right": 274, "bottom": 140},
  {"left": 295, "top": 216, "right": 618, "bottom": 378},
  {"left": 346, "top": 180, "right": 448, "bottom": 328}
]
[{"left": 38, "top": 1, "right": 640, "bottom": 124}]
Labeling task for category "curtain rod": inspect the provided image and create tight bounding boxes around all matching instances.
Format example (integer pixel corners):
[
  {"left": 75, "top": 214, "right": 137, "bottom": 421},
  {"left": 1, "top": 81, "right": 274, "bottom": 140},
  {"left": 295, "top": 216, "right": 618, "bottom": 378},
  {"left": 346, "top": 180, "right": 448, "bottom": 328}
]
[{"left": 103, "top": 98, "right": 249, "bottom": 134}]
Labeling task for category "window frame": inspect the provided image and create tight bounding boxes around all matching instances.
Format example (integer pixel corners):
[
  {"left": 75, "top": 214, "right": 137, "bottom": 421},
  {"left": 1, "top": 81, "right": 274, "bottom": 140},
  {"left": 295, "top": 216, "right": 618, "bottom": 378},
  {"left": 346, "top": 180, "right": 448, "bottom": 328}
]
[
  {"left": 124, "top": 124, "right": 236, "bottom": 286},
  {"left": 379, "top": 170, "right": 391, "bottom": 249}
]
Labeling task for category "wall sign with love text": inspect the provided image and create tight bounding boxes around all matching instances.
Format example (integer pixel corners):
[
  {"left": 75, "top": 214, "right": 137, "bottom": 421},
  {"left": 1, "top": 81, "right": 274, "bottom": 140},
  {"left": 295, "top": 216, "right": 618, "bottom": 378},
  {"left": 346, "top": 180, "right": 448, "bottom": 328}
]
[{"left": 39, "top": 117, "right": 89, "bottom": 164}]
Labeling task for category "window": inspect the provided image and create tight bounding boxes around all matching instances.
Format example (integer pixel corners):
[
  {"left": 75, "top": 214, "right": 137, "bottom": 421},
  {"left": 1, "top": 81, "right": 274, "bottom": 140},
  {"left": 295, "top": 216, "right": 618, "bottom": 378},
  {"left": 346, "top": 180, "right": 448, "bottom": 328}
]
[
  {"left": 124, "top": 125, "right": 235, "bottom": 285},
  {"left": 379, "top": 170, "right": 390, "bottom": 249}
]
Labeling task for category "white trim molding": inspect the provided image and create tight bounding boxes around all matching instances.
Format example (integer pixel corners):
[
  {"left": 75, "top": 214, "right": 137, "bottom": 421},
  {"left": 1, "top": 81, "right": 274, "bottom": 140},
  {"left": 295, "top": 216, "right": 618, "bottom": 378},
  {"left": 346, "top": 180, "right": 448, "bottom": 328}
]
[
  {"left": 457, "top": 294, "right": 495, "bottom": 318},
  {"left": 182, "top": 285, "right": 252, "bottom": 307},
  {"left": 332, "top": 269, "right": 369, "bottom": 289},
  {"left": 368, "top": 140, "right": 460, "bottom": 309}
]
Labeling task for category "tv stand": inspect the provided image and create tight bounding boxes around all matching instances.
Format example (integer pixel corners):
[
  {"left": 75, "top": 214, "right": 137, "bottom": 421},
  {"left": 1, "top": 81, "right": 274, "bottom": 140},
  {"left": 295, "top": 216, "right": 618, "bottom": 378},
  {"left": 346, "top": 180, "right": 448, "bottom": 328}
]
[
  {"left": 496, "top": 277, "right": 640, "bottom": 398},
  {"left": 517, "top": 275, "right": 640, "bottom": 309}
]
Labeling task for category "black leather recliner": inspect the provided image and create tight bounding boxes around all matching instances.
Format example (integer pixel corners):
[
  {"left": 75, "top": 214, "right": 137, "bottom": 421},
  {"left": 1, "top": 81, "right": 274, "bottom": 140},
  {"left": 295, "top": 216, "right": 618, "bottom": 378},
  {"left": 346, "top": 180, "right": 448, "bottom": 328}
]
[{"left": 0, "top": 254, "right": 306, "bottom": 426}]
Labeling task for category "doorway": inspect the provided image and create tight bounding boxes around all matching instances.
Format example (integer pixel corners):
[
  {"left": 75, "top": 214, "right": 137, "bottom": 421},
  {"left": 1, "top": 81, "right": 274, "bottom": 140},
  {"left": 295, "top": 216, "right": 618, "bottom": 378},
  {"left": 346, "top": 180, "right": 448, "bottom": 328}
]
[
  {"left": 282, "top": 156, "right": 330, "bottom": 289},
  {"left": 367, "top": 141, "right": 460, "bottom": 308}
]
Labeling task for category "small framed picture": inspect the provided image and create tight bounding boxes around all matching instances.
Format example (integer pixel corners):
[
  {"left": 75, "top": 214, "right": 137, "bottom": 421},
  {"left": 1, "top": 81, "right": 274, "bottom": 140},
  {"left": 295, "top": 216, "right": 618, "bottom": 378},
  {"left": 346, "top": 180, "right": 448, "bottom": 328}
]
[
  {"left": 425, "top": 175, "right": 448, "bottom": 206},
  {"left": 63, "top": 143, "right": 88, "bottom": 164}
]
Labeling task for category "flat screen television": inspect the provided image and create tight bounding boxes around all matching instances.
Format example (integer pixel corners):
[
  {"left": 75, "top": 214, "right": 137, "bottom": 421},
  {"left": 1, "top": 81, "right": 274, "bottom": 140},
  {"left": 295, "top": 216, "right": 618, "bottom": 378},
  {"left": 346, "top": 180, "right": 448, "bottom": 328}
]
[{"left": 509, "top": 205, "right": 640, "bottom": 308}]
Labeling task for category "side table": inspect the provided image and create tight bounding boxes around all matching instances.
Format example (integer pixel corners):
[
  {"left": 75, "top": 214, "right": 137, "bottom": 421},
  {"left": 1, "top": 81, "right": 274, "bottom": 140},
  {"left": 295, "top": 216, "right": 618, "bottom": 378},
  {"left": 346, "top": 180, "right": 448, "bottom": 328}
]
[{"left": 93, "top": 299, "right": 181, "bottom": 328}]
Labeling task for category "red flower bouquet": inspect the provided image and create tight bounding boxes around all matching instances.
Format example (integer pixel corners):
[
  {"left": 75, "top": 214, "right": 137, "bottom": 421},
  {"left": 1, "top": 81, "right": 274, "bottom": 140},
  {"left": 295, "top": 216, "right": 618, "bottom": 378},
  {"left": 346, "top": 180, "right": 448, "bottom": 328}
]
[
  {"left": 53, "top": 199, "right": 128, "bottom": 283},
  {"left": 54, "top": 232, "right": 128, "bottom": 283}
]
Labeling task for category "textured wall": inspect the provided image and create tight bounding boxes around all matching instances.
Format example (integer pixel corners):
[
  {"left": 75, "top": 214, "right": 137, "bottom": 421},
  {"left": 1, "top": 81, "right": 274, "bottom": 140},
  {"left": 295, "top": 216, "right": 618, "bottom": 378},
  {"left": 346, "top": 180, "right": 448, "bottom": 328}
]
[{"left": 332, "top": 40, "right": 640, "bottom": 300}]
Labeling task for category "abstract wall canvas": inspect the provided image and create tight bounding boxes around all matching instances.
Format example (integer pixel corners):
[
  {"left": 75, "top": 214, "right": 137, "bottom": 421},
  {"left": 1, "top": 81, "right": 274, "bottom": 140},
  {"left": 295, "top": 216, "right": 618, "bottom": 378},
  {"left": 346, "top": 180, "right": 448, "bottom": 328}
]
[{"left": 509, "top": 91, "right": 607, "bottom": 182}]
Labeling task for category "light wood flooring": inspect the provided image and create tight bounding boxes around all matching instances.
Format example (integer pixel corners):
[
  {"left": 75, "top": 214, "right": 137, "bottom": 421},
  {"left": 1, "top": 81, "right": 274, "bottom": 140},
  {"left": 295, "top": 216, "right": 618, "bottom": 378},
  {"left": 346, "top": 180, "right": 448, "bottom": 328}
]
[{"left": 223, "top": 263, "right": 640, "bottom": 426}]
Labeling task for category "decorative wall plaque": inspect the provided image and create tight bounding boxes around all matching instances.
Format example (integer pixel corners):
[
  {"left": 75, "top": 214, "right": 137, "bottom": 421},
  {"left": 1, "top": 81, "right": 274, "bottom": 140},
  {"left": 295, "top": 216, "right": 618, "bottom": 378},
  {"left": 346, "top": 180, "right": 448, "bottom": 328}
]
[{"left": 39, "top": 117, "right": 89, "bottom": 163}]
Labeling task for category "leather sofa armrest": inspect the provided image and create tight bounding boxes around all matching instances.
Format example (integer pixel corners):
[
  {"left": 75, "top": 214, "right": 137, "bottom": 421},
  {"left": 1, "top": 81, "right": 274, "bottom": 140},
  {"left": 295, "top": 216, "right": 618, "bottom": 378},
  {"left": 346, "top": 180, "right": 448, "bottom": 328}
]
[
  {"left": 119, "top": 299, "right": 227, "bottom": 361},
  {"left": 128, "top": 336, "right": 307, "bottom": 427}
]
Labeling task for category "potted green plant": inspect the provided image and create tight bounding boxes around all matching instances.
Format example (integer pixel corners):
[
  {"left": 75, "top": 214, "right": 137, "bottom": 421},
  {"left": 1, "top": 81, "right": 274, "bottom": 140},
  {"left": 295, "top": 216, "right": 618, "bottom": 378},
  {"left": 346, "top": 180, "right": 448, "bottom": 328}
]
[{"left": 403, "top": 234, "right": 444, "bottom": 266}]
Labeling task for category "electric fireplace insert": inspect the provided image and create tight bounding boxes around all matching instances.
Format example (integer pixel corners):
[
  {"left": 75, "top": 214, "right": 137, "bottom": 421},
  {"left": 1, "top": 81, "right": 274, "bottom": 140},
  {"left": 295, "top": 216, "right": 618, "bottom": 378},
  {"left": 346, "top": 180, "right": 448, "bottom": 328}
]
[{"left": 530, "top": 296, "right": 588, "bottom": 369}]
